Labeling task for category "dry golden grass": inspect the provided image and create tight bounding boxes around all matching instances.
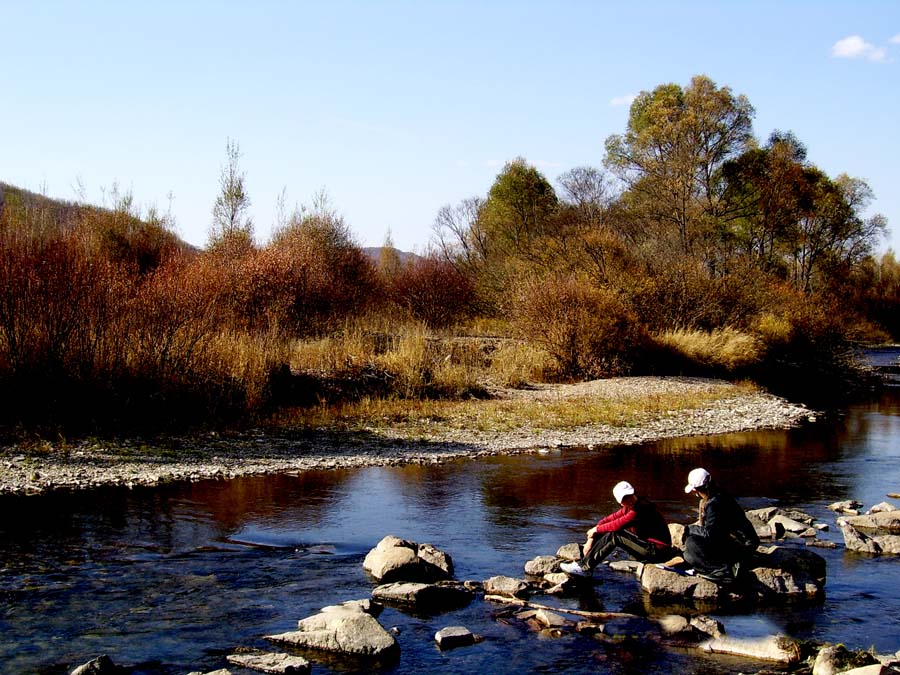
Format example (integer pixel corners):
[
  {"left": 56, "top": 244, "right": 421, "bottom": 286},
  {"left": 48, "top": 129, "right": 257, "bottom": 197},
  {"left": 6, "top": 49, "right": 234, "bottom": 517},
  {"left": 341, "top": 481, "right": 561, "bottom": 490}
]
[
  {"left": 654, "top": 327, "right": 763, "bottom": 371},
  {"left": 487, "top": 340, "right": 556, "bottom": 387},
  {"left": 279, "top": 380, "right": 749, "bottom": 437}
]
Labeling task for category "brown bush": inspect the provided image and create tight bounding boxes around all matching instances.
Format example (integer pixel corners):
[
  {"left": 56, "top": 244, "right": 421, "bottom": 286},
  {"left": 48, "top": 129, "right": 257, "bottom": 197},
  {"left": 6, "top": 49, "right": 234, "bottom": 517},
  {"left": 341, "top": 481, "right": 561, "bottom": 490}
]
[
  {"left": 389, "top": 255, "right": 474, "bottom": 328},
  {"left": 513, "top": 274, "right": 644, "bottom": 378}
]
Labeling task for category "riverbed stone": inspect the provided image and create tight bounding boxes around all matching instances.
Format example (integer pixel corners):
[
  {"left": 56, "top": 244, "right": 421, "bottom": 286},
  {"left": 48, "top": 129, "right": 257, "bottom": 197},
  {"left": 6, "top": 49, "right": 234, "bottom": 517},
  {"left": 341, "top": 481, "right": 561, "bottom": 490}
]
[
  {"left": 839, "top": 521, "right": 900, "bottom": 555},
  {"left": 690, "top": 615, "right": 725, "bottom": 638},
  {"left": 70, "top": 655, "right": 119, "bottom": 675},
  {"left": 533, "top": 609, "right": 569, "bottom": 628},
  {"left": 435, "top": 626, "right": 476, "bottom": 649},
  {"left": 186, "top": 671, "right": 232, "bottom": 675},
  {"left": 371, "top": 581, "right": 473, "bottom": 611},
  {"left": 524, "top": 555, "right": 559, "bottom": 576},
  {"left": 363, "top": 535, "right": 453, "bottom": 582},
  {"left": 265, "top": 603, "right": 398, "bottom": 658},
  {"left": 483, "top": 575, "right": 530, "bottom": 598},
  {"left": 813, "top": 644, "right": 880, "bottom": 675},
  {"left": 640, "top": 564, "right": 720, "bottom": 602},
  {"left": 759, "top": 546, "right": 827, "bottom": 584},
  {"left": 700, "top": 635, "right": 801, "bottom": 663},
  {"left": 750, "top": 566, "right": 822, "bottom": 598},
  {"left": 226, "top": 652, "right": 310, "bottom": 674},
  {"left": 867, "top": 501, "right": 899, "bottom": 514},
  {"left": 770, "top": 514, "right": 813, "bottom": 535},
  {"left": 609, "top": 560, "right": 643, "bottom": 576},
  {"left": 556, "top": 543, "right": 581, "bottom": 561},
  {"left": 841, "top": 511, "right": 900, "bottom": 534},
  {"left": 829, "top": 500, "right": 864, "bottom": 515}
]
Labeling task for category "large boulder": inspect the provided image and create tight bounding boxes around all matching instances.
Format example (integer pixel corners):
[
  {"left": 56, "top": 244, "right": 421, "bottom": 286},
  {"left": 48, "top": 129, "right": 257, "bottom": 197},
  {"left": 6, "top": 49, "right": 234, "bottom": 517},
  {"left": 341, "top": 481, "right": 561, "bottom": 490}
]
[
  {"left": 756, "top": 546, "right": 827, "bottom": 587},
  {"left": 265, "top": 603, "right": 397, "bottom": 658},
  {"left": 640, "top": 565, "right": 720, "bottom": 603},
  {"left": 371, "top": 582, "right": 473, "bottom": 611},
  {"left": 363, "top": 535, "right": 453, "bottom": 583},
  {"left": 841, "top": 511, "right": 900, "bottom": 535},
  {"left": 839, "top": 521, "right": 900, "bottom": 555}
]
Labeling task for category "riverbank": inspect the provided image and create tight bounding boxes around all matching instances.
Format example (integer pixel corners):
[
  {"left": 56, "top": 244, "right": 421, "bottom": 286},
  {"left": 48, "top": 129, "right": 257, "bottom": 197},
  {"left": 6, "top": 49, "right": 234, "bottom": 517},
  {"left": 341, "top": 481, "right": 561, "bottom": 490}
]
[{"left": 0, "top": 376, "right": 814, "bottom": 496}]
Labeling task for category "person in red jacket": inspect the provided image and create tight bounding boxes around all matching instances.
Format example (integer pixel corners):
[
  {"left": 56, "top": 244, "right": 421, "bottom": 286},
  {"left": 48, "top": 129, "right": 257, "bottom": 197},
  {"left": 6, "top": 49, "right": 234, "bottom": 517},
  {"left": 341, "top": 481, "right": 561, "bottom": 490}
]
[{"left": 561, "top": 480, "right": 672, "bottom": 577}]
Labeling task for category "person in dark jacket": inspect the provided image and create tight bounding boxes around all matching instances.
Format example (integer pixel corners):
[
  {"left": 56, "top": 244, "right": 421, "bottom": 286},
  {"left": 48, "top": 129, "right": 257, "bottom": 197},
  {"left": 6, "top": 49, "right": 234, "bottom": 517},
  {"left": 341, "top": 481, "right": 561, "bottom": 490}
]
[
  {"left": 682, "top": 467, "right": 760, "bottom": 583},
  {"left": 561, "top": 480, "right": 673, "bottom": 577}
]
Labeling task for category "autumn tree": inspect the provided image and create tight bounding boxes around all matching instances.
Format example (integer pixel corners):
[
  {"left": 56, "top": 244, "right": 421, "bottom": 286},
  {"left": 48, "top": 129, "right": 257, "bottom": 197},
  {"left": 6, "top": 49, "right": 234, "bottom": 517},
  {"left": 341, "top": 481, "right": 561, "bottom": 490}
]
[
  {"left": 209, "top": 139, "right": 253, "bottom": 254},
  {"left": 604, "top": 75, "right": 755, "bottom": 257}
]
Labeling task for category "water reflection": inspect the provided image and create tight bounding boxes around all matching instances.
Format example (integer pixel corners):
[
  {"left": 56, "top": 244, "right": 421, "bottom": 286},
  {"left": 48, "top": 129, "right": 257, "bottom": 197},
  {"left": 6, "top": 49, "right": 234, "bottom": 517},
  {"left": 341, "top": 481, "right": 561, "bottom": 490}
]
[{"left": 4, "top": 390, "right": 900, "bottom": 673}]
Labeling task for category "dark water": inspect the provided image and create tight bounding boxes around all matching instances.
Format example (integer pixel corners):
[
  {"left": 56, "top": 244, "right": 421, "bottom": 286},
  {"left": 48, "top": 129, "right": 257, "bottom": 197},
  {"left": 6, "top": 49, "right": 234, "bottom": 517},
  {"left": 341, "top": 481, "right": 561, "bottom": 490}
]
[{"left": 3, "top": 383, "right": 900, "bottom": 674}]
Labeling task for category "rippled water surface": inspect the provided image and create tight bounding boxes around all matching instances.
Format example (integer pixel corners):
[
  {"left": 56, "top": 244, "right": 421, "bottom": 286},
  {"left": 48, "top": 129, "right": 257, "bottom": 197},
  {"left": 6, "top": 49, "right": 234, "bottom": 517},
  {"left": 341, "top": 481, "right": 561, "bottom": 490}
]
[{"left": 3, "top": 376, "right": 900, "bottom": 674}]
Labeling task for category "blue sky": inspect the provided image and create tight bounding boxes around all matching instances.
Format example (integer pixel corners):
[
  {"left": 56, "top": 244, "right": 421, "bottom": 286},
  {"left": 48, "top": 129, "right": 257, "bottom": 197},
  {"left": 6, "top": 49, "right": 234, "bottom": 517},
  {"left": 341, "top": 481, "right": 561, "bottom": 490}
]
[{"left": 2, "top": 1, "right": 898, "bottom": 253}]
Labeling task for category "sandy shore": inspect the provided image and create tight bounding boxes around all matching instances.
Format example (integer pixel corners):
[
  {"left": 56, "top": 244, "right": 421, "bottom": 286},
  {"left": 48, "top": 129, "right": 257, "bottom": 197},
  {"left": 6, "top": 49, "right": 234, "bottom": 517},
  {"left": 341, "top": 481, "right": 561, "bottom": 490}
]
[{"left": 0, "top": 376, "right": 814, "bottom": 496}]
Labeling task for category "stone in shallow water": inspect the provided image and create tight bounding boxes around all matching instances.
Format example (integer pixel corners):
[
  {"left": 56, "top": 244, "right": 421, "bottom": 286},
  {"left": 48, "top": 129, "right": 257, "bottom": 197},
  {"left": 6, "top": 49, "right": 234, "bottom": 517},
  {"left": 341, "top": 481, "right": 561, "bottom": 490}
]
[
  {"left": 371, "top": 581, "right": 473, "bottom": 610},
  {"left": 434, "top": 626, "right": 476, "bottom": 649},
  {"left": 226, "top": 652, "right": 310, "bottom": 674},
  {"left": 265, "top": 604, "right": 397, "bottom": 658}
]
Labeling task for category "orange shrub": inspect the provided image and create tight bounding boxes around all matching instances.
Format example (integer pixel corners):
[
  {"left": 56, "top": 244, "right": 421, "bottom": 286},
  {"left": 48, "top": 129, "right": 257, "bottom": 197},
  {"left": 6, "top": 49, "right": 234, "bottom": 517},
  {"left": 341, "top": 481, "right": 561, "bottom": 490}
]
[
  {"left": 513, "top": 274, "right": 644, "bottom": 378},
  {"left": 389, "top": 255, "right": 474, "bottom": 328}
]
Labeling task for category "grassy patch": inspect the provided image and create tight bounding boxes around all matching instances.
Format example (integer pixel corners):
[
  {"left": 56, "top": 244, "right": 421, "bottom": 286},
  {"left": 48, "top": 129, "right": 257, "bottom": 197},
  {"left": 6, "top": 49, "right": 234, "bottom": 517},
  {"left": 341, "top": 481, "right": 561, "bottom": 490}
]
[{"left": 271, "top": 381, "right": 752, "bottom": 438}]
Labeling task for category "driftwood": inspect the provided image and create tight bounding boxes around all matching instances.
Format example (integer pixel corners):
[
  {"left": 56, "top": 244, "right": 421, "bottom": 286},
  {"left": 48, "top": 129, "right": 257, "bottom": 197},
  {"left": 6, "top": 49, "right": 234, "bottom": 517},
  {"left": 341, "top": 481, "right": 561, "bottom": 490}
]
[{"left": 483, "top": 594, "right": 641, "bottom": 621}]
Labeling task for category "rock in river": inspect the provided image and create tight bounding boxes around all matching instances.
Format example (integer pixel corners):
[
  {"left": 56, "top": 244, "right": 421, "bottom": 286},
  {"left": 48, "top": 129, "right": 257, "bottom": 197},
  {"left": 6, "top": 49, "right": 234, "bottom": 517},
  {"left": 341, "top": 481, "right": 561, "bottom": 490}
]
[
  {"left": 371, "top": 581, "right": 473, "bottom": 611},
  {"left": 363, "top": 535, "right": 454, "bottom": 582},
  {"left": 265, "top": 602, "right": 398, "bottom": 658}
]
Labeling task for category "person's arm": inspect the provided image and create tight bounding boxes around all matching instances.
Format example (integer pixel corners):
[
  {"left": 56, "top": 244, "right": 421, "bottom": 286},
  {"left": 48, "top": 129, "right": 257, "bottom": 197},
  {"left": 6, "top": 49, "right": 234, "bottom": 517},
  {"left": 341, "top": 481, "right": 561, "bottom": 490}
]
[{"left": 595, "top": 507, "right": 637, "bottom": 533}]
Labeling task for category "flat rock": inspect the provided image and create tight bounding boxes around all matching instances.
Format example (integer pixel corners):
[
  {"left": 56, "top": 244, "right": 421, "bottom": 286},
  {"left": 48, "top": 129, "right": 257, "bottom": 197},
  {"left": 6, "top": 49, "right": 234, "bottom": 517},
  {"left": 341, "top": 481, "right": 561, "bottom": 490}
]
[
  {"left": 483, "top": 575, "right": 530, "bottom": 598},
  {"left": 690, "top": 615, "right": 725, "bottom": 638},
  {"left": 657, "top": 614, "right": 691, "bottom": 636},
  {"left": 700, "top": 635, "right": 801, "bottom": 663},
  {"left": 533, "top": 609, "right": 568, "bottom": 628},
  {"left": 524, "top": 555, "right": 559, "bottom": 576},
  {"left": 609, "top": 560, "right": 643, "bottom": 576},
  {"left": 226, "top": 652, "right": 310, "bottom": 674},
  {"left": 435, "top": 626, "right": 476, "bottom": 649},
  {"left": 265, "top": 604, "right": 397, "bottom": 658},
  {"left": 841, "top": 511, "right": 900, "bottom": 534},
  {"left": 751, "top": 567, "right": 822, "bottom": 598},
  {"left": 372, "top": 582, "right": 472, "bottom": 610},
  {"left": 186, "top": 670, "right": 232, "bottom": 675},
  {"left": 640, "top": 564, "right": 719, "bottom": 602}
]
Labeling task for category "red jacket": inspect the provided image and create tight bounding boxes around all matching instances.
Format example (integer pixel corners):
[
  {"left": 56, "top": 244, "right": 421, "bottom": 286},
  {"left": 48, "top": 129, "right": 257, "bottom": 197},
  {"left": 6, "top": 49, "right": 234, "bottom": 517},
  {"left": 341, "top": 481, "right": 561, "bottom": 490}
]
[{"left": 595, "top": 496, "right": 672, "bottom": 549}]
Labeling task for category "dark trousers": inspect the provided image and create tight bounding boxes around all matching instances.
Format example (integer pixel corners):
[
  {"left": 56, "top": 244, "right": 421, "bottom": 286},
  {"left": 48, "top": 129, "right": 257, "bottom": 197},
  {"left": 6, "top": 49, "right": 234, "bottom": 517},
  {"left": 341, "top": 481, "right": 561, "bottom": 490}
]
[
  {"left": 683, "top": 535, "right": 745, "bottom": 579},
  {"left": 579, "top": 529, "right": 667, "bottom": 570}
]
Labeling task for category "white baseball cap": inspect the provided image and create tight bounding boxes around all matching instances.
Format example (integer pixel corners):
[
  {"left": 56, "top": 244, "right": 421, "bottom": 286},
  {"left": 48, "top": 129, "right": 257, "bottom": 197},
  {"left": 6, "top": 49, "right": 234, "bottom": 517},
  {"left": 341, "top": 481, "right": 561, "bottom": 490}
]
[
  {"left": 684, "top": 468, "right": 711, "bottom": 493},
  {"left": 612, "top": 480, "right": 635, "bottom": 504}
]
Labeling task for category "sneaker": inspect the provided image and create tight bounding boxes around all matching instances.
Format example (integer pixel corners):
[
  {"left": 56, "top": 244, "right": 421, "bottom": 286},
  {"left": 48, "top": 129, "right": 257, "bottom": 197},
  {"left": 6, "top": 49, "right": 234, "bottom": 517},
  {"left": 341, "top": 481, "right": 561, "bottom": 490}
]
[{"left": 560, "top": 561, "right": 591, "bottom": 577}]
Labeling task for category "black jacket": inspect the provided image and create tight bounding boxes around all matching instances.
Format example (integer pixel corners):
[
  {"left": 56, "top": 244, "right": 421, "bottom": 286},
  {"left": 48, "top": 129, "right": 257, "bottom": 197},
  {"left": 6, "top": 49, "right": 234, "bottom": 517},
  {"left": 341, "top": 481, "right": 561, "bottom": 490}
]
[{"left": 688, "top": 489, "right": 759, "bottom": 555}]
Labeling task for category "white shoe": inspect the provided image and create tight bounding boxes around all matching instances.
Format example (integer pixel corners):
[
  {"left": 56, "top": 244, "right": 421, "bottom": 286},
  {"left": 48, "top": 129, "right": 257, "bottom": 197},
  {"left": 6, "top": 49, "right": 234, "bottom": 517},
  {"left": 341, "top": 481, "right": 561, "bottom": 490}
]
[{"left": 560, "top": 561, "right": 591, "bottom": 577}]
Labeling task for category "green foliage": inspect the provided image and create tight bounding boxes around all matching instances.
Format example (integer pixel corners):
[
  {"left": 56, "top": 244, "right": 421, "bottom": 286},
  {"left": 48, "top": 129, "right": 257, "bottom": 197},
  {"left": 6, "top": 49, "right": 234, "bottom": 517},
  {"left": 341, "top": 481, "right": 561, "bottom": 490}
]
[{"left": 209, "top": 138, "right": 253, "bottom": 249}]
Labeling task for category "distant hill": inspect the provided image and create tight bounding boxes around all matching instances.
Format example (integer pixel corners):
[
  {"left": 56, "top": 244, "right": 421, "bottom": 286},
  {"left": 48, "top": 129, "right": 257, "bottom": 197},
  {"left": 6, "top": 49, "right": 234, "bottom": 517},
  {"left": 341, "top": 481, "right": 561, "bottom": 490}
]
[
  {"left": 362, "top": 246, "right": 424, "bottom": 265},
  {"left": 0, "top": 181, "right": 196, "bottom": 254}
]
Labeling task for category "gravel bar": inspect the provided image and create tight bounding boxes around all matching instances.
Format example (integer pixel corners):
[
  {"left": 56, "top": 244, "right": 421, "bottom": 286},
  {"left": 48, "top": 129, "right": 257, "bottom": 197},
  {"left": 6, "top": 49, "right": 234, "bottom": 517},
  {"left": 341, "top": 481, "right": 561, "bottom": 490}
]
[{"left": 0, "top": 376, "right": 814, "bottom": 496}]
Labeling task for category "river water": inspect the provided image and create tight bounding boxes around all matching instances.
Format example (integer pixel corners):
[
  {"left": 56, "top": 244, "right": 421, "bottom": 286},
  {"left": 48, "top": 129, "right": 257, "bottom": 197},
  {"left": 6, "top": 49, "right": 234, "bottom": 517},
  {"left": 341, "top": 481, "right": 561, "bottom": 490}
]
[{"left": 3, "top": 373, "right": 900, "bottom": 674}]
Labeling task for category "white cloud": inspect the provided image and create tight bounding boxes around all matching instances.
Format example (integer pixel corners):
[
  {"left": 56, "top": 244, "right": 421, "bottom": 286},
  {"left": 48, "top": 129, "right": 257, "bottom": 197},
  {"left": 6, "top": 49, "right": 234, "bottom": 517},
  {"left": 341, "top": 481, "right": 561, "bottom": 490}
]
[
  {"left": 891, "top": 33, "right": 900, "bottom": 44},
  {"left": 610, "top": 93, "right": 637, "bottom": 107},
  {"left": 532, "top": 159, "right": 562, "bottom": 169},
  {"left": 831, "top": 35, "right": 888, "bottom": 62}
]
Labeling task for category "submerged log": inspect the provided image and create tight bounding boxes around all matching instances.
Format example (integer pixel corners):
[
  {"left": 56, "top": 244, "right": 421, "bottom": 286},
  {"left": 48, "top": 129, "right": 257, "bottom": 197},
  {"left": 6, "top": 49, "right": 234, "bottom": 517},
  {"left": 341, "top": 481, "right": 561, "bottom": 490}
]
[{"left": 483, "top": 594, "right": 641, "bottom": 621}]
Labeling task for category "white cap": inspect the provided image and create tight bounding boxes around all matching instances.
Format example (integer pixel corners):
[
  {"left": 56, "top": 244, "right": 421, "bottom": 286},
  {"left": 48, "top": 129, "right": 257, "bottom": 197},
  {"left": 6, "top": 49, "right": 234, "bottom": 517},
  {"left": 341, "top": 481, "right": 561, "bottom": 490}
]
[
  {"left": 684, "top": 468, "right": 711, "bottom": 493},
  {"left": 612, "top": 480, "right": 635, "bottom": 504}
]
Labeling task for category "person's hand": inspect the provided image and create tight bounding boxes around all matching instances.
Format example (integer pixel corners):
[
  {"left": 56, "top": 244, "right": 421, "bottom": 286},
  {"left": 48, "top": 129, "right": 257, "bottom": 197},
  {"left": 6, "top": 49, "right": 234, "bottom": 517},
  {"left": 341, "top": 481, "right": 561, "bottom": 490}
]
[
  {"left": 586, "top": 527, "right": 596, "bottom": 537},
  {"left": 582, "top": 542, "right": 591, "bottom": 557}
]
